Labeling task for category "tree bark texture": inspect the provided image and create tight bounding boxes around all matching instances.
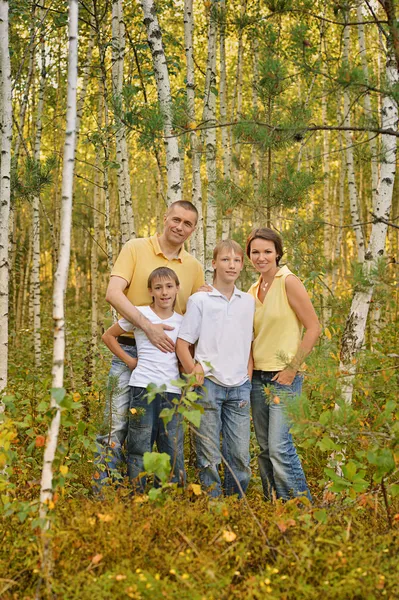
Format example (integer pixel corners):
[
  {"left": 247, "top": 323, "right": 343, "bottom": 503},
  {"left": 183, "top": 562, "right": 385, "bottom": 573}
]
[{"left": 140, "top": 0, "right": 181, "bottom": 206}]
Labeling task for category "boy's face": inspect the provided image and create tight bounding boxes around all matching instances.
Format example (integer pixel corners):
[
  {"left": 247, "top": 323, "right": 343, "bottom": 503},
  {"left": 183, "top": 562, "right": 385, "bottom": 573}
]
[
  {"left": 212, "top": 251, "right": 244, "bottom": 284},
  {"left": 149, "top": 277, "right": 179, "bottom": 310}
]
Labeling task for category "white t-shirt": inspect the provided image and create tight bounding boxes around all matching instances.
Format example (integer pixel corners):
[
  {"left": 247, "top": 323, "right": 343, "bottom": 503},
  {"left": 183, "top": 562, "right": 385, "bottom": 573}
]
[
  {"left": 119, "top": 306, "right": 183, "bottom": 394},
  {"left": 177, "top": 286, "right": 255, "bottom": 387}
]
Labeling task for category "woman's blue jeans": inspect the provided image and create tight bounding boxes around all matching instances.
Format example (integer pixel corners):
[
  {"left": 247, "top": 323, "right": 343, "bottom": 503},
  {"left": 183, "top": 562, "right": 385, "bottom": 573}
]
[
  {"left": 126, "top": 386, "right": 185, "bottom": 492},
  {"left": 251, "top": 370, "right": 311, "bottom": 501},
  {"left": 195, "top": 378, "right": 251, "bottom": 498}
]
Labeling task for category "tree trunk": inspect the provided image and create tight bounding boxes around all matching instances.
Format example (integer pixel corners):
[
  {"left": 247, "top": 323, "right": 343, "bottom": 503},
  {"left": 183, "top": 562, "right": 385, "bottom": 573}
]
[
  {"left": 39, "top": 0, "right": 78, "bottom": 537},
  {"left": 112, "top": 0, "right": 135, "bottom": 239},
  {"left": 140, "top": 0, "right": 181, "bottom": 206},
  {"left": 0, "top": 0, "right": 12, "bottom": 396},
  {"left": 219, "top": 0, "right": 231, "bottom": 240},
  {"left": 203, "top": 2, "right": 218, "bottom": 282},
  {"left": 343, "top": 15, "right": 366, "bottom": 263},
  {"left": 31, "top": 22, "right": 46, "bottom": 369},
  {"left": 183, "top": 0, "right": 204, "bottom": 263},
  {"left": 339, "top": 51, "right": 398, "bottom": 405}
]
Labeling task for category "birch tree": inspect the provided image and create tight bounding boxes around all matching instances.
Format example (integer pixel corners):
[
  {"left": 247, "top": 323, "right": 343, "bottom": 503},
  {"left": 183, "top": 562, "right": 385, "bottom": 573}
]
[
  {"left": 339, "top": 49, "right": 398, "bottom": 405},
  {"left": 139, "top": 0, "right": 181, "bottom": 206},
  {"left": 184, "top": 0, "right": 204, "bottom": 263},
  {"left": 39, "top": 0, "right": 78, "bottom": 534},
  {"left": 31, "top": 19, "right": 46, "bottom": 368},
  {"left": 112, "top": 0, "right": 135, "bottom": 240},
  {"left": 0, "top": 0, "right": 12, "bottom": 396},
  {"left": 219, "top": 0, "right": 232, "bottom": 239}
]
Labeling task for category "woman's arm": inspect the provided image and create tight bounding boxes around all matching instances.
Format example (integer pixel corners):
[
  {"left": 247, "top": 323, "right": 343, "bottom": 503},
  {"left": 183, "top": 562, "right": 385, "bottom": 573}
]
[
  {"left": 176, "top": 338, "right": 204, "bottom": 386},
  {"left": 272, "top": 275, "right": 322, "bottom": 385},
  {"left": 102, "top": 323, "right": 138, "bottom": 371}
]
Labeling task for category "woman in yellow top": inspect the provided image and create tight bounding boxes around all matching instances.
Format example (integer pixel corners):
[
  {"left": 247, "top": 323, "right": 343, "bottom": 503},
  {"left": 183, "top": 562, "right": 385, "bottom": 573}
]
[{"left": 246, "top": 228, "right": 321, "bottom": 501}]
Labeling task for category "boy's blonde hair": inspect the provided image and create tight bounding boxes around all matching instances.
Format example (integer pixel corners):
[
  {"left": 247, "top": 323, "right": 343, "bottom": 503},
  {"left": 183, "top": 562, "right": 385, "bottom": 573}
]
[{"left": 213, "top": 239, "right": 244, "bottom": 262}]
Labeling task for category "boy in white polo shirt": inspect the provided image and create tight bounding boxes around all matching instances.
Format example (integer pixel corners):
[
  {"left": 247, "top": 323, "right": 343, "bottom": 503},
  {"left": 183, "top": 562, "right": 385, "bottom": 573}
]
[{"left": 176, "top": 240, "right": 255, "bottom": 497}]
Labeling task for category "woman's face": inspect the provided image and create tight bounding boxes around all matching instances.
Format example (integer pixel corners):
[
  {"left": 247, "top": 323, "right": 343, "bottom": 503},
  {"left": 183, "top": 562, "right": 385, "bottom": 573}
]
[{"left": 249, "top": 238, "right": 278, "bottom": 275}]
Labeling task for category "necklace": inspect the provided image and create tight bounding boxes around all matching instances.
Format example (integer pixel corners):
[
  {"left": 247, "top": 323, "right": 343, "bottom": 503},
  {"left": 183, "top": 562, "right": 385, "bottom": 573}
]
[{"left": 260, "top": 280, "right": 268, "bottom": 291}]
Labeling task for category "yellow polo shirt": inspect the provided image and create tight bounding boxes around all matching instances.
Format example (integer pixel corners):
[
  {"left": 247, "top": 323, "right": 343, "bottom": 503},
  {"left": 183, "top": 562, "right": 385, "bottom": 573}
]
[{"left": 111, "top": 234, "right": 205, "bottom": 316}]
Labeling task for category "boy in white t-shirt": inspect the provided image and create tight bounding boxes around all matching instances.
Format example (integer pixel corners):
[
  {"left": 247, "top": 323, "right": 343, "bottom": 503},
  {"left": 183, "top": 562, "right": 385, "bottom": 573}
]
[
  {"left": 176, "top": 240, "right": 255, "bottom": 497},
  {"left": 102, "top": 267, "right": 184, "bottom": 491}
]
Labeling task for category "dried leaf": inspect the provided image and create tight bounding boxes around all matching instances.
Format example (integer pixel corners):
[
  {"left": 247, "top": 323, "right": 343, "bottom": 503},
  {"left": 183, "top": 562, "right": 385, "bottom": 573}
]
[
  {"left": 273, "top": 396, "right": 280, "bottom": 404},
  {"left": 60, "top": 465, "right": 68, "bottom": 476},
  {"left": 222, "top": 530, "right": 236, "bottom": 542},
  {"left": 91, "top": 553, "right": 103, "bottom": 565},
  {"left": 97, "top": 513, "right": 113, "bottom": 522},
  {"left": 188, "top": 483, "right": 202, "bottom": 496},
  {"left": 35, "top": 435, "right": 46, "bottom": 448}
]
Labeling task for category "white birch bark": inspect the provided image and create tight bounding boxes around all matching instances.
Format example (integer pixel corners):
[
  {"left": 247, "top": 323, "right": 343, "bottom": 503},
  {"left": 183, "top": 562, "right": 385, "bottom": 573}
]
[
  {"left": 0, "top": 0, "right": 12, "bottom": 396},
  {"left": 203, "top": 3, "right": 218, "bottom": 281},
  {"left": 91, "top": 159, "right": 100, "bottom": 373},
  {"left": 112, "top": 0, "right": 135, "bottom": 239},
  {"left": 343, "top": 17, "right": 366, "bottom": 263},
  {"left": 219, "top": 0, "right": 231, "bottom": 240},
  {"left": 75, "top": 26, "right": 94, "bottom": 139},
  {"left": 31, "top": 23, "right": 46, "bottom": 368},
  {"left": 139, "top": 0, "right": 181, "bottom": 205},
  {"left": 183, "top": 0, "right": 204, "bottom": 263},
  {"left": 339, "top": 52, "right": 398, "bottom": 405},
  {"left": 39, "top": 0, "right": 78, "bottom": 519}
]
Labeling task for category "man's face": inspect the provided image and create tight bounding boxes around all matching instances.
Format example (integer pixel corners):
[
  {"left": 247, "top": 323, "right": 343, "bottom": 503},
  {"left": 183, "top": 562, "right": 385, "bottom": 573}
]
[{"left": 163, "top": 206, "right": 197, "bottom": 246}]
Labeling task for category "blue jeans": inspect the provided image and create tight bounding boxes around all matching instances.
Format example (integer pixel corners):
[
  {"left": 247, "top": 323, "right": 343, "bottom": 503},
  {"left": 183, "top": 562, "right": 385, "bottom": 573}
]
[
  {"left": 94, "top": 345, "right": 137, "bottom": 487},
  {"left": 195, "top": 378, "right": 251, "bottom": 498},
  {"left": 126, "top": 386, "right": 185, "bottom": 492},
  {"left": 251, "top": 370, "right": 311, "bottom": 501}
]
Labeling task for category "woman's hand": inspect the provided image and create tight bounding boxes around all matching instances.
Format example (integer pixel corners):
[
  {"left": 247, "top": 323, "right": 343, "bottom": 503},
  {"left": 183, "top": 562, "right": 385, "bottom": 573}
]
[{"left": 271, "top": 368, "right": 297, "bottom": 386}]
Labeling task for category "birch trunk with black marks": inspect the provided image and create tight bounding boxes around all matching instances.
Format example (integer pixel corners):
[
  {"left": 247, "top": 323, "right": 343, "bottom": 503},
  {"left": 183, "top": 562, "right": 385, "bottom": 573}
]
[
  {"left": 184, "top": 0, "right": 204, "bottom": 263},
  {"left": 90, "top": 160, "right": 100, "bottom": 375},
  {"left": 140, "top": 0, "right": 181, "bottom": 206},
  {"left": 219, "top": 0, "right": 231, "bottom": 240},
  {"left": 39, "top": 0, "right": 78, "bottom": 529},
  {"left": 343, "top": 15, "right": 365, "bottom": 263},
  {"left": 31, "top": 23, "right": 46, "bottom": 368},
  {"left": 203, "top": 3, "right": 218, "bottom": 282},
  {"left": 0, "top": 0, "right": 11, "bottom": 396},
  {"left": 339, "top": 51, "right": 398, "bottom": 405},
  {"left": 112, "top": 0, "right": 135, "bottom": 239}
]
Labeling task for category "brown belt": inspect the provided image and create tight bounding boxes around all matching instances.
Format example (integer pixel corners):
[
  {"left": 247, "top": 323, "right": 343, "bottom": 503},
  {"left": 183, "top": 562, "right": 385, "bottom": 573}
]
[{"left": 117, "top": 336, "right": 136, "bottom": 347}]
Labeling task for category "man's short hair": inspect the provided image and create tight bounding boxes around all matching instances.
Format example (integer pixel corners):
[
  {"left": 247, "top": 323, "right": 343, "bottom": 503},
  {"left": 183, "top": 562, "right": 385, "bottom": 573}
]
[{"left": 167, "top": 201, "right": 198, "bottom": 222}]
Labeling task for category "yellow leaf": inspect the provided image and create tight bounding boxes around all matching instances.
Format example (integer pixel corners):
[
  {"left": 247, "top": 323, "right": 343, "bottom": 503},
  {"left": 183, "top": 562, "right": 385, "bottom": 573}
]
[
  {"left": 115, "top": 574, "right": 126, "bottom": 581},
  {"left": 60, "top": 465, "right": 68, "bottom": 476},
  {"left": 91, "top": 553, "right": 103, "bottom": 565},
  {"left": 324, "top": 328, "right": 332, "bottom": 340},
  {"left": 130, "top": 408, "right": 137, "bottom": 415},
  {"left": 97, "top": 513, "right": 113, "bottom": 522},
  {"left": 273, "top": 396, "right": 280, "bottom": 405},
  {"left": 222, "top": 530, "right": 236, "bottom": 542},
  {"left": 188, "top": 483, "right": 202, "bottom": 496},
  {"left": 73, "top": 392, "right": 81, "bottom": 402},
  {"left": 48, "top": 500, "right": 55, "bottom": 510},
  {"left": 187, "top": 122, "right": 196, "bottom": 130},
  {"left": 133, "top": 495, "right": 149, "bottom": 504}
]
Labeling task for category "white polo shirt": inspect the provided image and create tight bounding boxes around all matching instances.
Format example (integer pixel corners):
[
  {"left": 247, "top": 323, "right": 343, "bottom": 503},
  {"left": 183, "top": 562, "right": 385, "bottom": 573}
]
[
  {"left": 177, "top": 286, "right": 255, "bottom": 387},
  {"left": 119, "top": 306, "right": 183, "bottom": 394}
]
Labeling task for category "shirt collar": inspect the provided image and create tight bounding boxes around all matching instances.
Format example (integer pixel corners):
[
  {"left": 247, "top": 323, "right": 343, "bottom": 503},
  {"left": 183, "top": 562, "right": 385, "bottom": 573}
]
[
  {"left": 149, "top": 234, "right": 186, "bottom": 263},
  {"left": 255, "top": 265, "right": 290, "bottom": 288},
  {"left": 208, "top": 285, "right": 243, "bottom": 298}
]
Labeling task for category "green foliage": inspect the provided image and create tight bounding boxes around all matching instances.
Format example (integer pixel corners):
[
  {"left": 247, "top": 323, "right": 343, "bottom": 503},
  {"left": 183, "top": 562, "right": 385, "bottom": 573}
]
[{"left": 12, "top": 155, "right": 57, "bottom": 200}]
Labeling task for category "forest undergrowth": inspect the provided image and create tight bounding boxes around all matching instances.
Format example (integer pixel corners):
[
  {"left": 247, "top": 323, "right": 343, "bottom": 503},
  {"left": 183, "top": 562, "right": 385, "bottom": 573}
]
[{"left": 1, "top": 291, "right": 399, "bottom": 599}]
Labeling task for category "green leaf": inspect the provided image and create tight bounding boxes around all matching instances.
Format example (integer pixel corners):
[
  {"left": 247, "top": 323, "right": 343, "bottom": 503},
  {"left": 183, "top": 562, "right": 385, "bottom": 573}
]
[
  {"left": 159, "top": 408, "right": 174, "bottom": 427},
  {"left": 342, "top": 461, "right": 357, "bottom": 482},
  {"left": 51, "top": 388, "right": 66, "bottom": 404},
  {"left": 183, "top": 409, "right": 202, "bottom": 428},
  {"left": 314, "top": 509, "right": 328, "bottom": 524},
  {"left": 389, "top": 484, "right": 399, "bottom": 497},
  {"left": 143, "top": 452, "right": 171, "bottom": 484}
]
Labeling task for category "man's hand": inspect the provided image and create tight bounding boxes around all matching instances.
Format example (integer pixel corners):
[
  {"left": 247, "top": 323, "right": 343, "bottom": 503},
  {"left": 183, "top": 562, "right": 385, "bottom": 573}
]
[
  {"left": 191, "top": 363, "right": 204, "bottom": 386},
  {"left": 271, "top": 368, "right": 297, "bottom": 386},
  {"left": 197, "top": 283, "right": 213, "bottom": 293},
  {"left": 145, "top": 322, "right": 175, "bottom": 353}
]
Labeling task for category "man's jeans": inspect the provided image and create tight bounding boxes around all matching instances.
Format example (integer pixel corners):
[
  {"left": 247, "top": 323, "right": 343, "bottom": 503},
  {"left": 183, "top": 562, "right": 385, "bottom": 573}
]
[
  {"left": 195, "top": 378, "right": 251, "bottom": 498},
  {"left": 126, "top": 387, "right": 185, "bottom": 492},
  {"left": 251, "top": 370, "right": 311, "bottom": 501},
  {"left": 94, "top": 345, "right": 137, "bottom": 487}
]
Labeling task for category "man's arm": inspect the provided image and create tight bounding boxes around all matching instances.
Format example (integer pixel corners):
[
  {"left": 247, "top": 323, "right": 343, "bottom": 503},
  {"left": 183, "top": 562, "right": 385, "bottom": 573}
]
[{"left": 105, "top": 276, "right": 175, "bottom": 353}]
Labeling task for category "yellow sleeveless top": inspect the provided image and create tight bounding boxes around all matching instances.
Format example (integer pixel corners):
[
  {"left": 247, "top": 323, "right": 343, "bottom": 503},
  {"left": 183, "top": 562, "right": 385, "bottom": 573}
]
[{"left": 248, "top": 265, "right": 303, "bottom": 371}]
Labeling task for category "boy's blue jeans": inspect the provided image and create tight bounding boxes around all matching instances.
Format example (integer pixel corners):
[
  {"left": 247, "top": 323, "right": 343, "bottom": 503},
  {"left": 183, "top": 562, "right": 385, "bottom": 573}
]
[
  {"left": 194, "top": 378, "right": 251, "bottom": 498},
  {"left": 251, "top": 370, "right": 311, "bottom": 501},
  {"left": 94, "top": 345, "right": 137, "bottom": 487},
  {"left": 126, "top": 386, "right": 185, "bottom": 492}
]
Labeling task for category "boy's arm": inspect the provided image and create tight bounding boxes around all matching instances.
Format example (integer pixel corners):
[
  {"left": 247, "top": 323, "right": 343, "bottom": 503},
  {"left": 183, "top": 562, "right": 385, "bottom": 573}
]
[
  {"left": 102, "top": 323, "right": 138, "bottom": 371},
  {"left": 176, "top": 339, "right": 204, "bottom": 386},
  {"left": 248, "top": 349, "right": 254, "bottom": 381}
]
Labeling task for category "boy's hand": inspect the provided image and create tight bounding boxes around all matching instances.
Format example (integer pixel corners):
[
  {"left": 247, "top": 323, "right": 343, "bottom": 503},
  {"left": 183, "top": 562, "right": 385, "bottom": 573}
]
[
  {"left": 126, "top": 357, "right": 138, "bottom": 371},
  {"left": 191, "top": 363, "right": 204, "bottom": 386}
]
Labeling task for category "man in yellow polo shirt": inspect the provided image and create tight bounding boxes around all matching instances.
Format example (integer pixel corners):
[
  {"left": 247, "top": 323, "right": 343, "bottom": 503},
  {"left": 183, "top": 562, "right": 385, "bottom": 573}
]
[{"left": 95, "top": 200, "right": 204, "bottom": 487}]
